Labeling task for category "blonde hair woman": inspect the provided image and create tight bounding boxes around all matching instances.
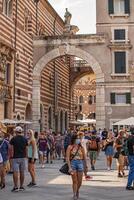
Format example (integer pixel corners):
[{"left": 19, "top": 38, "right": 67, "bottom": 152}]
[{"left": 27, "top": 129, "right": 38, "bottom": 187}]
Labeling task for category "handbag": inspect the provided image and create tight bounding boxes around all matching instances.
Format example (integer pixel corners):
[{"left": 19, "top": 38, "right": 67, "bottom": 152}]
[
  {"left": 113, "top": 151, "right": 120, "bottom": 159},
  {"left": 59, "top": 145, "right": 80, "bottom": 175}
]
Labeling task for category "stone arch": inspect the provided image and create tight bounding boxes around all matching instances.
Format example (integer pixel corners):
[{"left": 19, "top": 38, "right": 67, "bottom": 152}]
[
  {"left": 33, "top": 45, "right": 105, "bottom": 131},
  {"left": 33, "top": 46, "right": 104, "bottom": 81}
]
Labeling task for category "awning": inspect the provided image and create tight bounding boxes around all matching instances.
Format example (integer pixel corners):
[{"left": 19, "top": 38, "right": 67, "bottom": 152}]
[
  {"left": 0, "top": 119, "right": 32, "bottom": 124},
  {"left": 113, "top": 117, "right": 134, "bottom": 126}
]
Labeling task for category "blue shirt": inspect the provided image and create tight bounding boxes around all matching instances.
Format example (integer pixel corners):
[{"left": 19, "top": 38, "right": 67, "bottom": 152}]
[{"left": 0, "top": 139, "right": 9, "bottom": 162}]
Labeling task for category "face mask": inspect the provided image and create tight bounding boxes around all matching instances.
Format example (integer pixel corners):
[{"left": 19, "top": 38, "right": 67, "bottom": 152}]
[
  {"left": 75, "top": 139, "right": 81, "bottom": 145},
  {"left": 0, "top": 137, "right": 3, "bottom": 141}
]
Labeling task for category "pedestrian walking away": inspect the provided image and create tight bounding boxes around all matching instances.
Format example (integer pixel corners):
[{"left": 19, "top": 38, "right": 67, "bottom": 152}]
[{"left": 10, "top": 126, "right": 28, "bottom": 192}]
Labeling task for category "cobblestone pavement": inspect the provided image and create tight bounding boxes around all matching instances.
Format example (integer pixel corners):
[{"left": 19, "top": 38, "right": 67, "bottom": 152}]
[{"left": 0, "top": 153, "right": 134, "bottom": 200}]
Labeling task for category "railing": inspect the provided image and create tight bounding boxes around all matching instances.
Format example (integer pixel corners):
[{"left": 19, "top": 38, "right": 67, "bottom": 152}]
[{"left": 73, "top": 60, "right": 87, "bottom": 68}]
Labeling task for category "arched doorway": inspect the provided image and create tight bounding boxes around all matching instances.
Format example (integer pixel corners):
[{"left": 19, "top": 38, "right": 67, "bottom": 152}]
[
  {"left": 48, "top": 107, "right": 52, "bottom": 129},
  {"left": 40, "top": 104, "right": 44, "bottom": 131},
  {"left": 60, "top": 110, "right": 63, "bottom": 133},
  {"left": 55, "top": 113, "right": 59, "bottom": 133},
  {"left": 25, "top": 103, "right": 32, "bottom": 121},
  {"left": 65, "top": 111, "right": 68, "bottom": 131},
  {"left": 32, "top": 45, "right": 105, "bottom": 131}
]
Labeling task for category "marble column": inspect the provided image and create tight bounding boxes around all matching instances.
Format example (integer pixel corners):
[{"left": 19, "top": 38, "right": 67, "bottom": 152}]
[{"left": 96, "top": 83, "right": 106, "bottom": 129}]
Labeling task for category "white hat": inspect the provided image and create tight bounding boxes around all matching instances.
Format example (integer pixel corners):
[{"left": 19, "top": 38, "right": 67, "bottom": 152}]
[{"left": 15, "top": 126, "right": 23, "bottom": 133}]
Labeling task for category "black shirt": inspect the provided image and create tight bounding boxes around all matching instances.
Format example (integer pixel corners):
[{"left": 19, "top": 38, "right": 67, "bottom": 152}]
[
  {"left": 127, "top": 135, "right": 134, "bottom": 156},
  {"left": 10, "top": 135, "right": 28, "bottom": 158}
]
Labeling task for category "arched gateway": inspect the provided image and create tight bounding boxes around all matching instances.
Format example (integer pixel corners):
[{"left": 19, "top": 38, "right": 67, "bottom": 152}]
[{"left": 33, "top": 42, "right": 105, "bottom": 132}]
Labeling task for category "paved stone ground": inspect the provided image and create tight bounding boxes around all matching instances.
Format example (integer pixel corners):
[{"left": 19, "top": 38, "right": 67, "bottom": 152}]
[{"left": 0, "top": 152, "right": 134, "bottom": 200}]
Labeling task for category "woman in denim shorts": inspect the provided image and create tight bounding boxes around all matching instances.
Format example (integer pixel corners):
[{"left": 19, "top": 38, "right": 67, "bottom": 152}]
[
  {"left": 0, "top": 130, "right": 9, "bottom": 189},
  {"left": 66, "top": 134, "right": 88, "bottom": 200}
]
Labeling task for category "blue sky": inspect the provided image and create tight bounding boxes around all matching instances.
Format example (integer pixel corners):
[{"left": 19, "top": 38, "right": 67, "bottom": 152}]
[{"left": 48, "top": 0, "right": 96, "bottom": 34}]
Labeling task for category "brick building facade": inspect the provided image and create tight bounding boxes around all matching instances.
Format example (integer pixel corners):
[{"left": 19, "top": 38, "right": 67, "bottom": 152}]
[{"left": 0, "top": 0, "right": 70, "bottom": 132}]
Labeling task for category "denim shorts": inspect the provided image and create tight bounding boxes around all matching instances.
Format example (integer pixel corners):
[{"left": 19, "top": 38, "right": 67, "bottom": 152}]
[
  {"left": 12, "top": 158, "right": 26, "bottom": 172},
  {"left": 71, "top": 160, "right": 84, "bottom": 172}
]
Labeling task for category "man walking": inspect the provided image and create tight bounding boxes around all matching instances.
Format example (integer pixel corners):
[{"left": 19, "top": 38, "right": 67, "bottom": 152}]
[
  {"left": 10, "top": 126, "right": 28, "bottom": 192},
  {"left": 126, "top": 129, "right": 134, "bottom": 190}
]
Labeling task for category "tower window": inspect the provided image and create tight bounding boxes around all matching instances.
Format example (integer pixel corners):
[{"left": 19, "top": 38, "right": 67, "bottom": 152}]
[
  {"left": 110, "top": 93, "right": 131, "bottom": 104},
  {"left": 114, "top": 29, "right": 125, "bottom": 40},
  {"left": 108, "top": 0, "right": 130, "bottom": 15},
  {"left": 79, "top": 96, "right": 84, "bottom": 104},
  {"left": 114, "top": 51, "right": 126, "bottom": 74},
  {"left": 114, "top": 0, "right": 125, "bottom": 14}
]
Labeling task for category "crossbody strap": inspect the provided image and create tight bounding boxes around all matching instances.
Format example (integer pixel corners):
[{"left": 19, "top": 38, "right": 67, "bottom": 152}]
[{"left": 70, "top": 145, "right": 81, "bottom": 161}]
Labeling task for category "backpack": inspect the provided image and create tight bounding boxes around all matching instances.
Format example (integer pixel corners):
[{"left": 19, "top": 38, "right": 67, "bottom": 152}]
[{"left": 89, "top": 138, "right": 98, "bottom": 150}]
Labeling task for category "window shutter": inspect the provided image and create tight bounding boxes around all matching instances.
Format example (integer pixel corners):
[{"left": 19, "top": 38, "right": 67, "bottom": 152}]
[
  {"left": 125, "top": 0, "right": 130, "bottom": 14},
  {"left": 108, "top": 0, "right": 114, "bottom": 14},
  {"left": 111, "top": 93, "right": 115, "bottom": 104},
  {"left": 126, "top": 93, "right": 131, "bottom": 104}
]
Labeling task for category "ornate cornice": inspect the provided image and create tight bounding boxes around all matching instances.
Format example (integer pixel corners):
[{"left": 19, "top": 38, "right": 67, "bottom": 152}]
[{"left": 108, "top": 42, "right": 132, "bottom": 50}]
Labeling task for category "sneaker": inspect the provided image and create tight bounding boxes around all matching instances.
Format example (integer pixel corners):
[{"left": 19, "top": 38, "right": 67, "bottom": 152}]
[
  {"left": 19, "top": 187, "right": 25, "bottom": 191},
  {"left": 107, "top": 167, "right": 111, "bottom": 171},
  {"left": 27, "top": 182, "right": 32, "bottom": 187},
  {"left": 41, "top": 164, "right": 45, "bottom": 168},
  {"left": 91, "top": 165, "right": 95, "bottom": 170},
  {"left": 126, "top": 186, "right": 134, "bottom": 190},
  {"left": 1, "top": 183, "right": 5, "bottom": 189},
  {"left": 31, "top": 183, "right": 37, "bottom": 187},
  {"left": 85, "top": 175, "right": 92, "bottom": 181},
  {"left": 11, "top": 187, "right": 19, "bottom": 192},
  {"left": 118, "top": 173, "right": 123, "bottom": 178}
]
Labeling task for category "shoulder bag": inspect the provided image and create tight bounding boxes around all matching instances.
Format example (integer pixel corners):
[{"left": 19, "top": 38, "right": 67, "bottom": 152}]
[{"left": 59, "top": 145, "right": 80, "bottom": 175}]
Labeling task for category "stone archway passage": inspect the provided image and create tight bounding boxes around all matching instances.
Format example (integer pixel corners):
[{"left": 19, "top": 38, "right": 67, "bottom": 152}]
[{"left": 33, "top": 45, "right": 105, "bottom": 131}]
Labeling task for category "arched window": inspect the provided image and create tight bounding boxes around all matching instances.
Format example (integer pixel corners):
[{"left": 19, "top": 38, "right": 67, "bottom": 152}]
[
  {"left": 60, "top": 110, "right": 63, "bottom": 133},
  {"left": 40, "top": 104, "right": 45, "bottom": 131},
  {"left": 25, "top": 103, "right": 32, "bottom": 121},
  {"left": 88, "top": 95, "right": 93, "bottom": 105},
  {"left": 94, "top": 95, "right": 96, "bottom": 103},
  {"left": 79, "top": 95, "right": 84, "bottom": 104},
  {"left": 3, "top": 0, "right": 13, "bottom": 17},
  {"left": 24, "top": 9, "right": 32, "bottom": 35},
  {"left": 17, "top": 114, "right": 21, "bottom": 120},
  {"left": 65, "top": 111, "right": 68, "bottom": 131},
  {"left": 48, "top": 107, "right": 52, "bottom": 129},
  {"left": 75, "top": 96, "right": 79, "bottom": 104}
]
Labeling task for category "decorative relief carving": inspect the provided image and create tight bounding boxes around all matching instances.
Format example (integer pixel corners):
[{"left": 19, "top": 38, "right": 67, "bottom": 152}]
[{"left": 58, "top": 43, "right": 69, "bottom": 55}]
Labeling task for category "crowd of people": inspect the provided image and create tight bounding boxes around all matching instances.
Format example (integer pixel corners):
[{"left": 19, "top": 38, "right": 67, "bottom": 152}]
[{"left": 0, "top": 125, "right": 134, "bottom": 199}]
